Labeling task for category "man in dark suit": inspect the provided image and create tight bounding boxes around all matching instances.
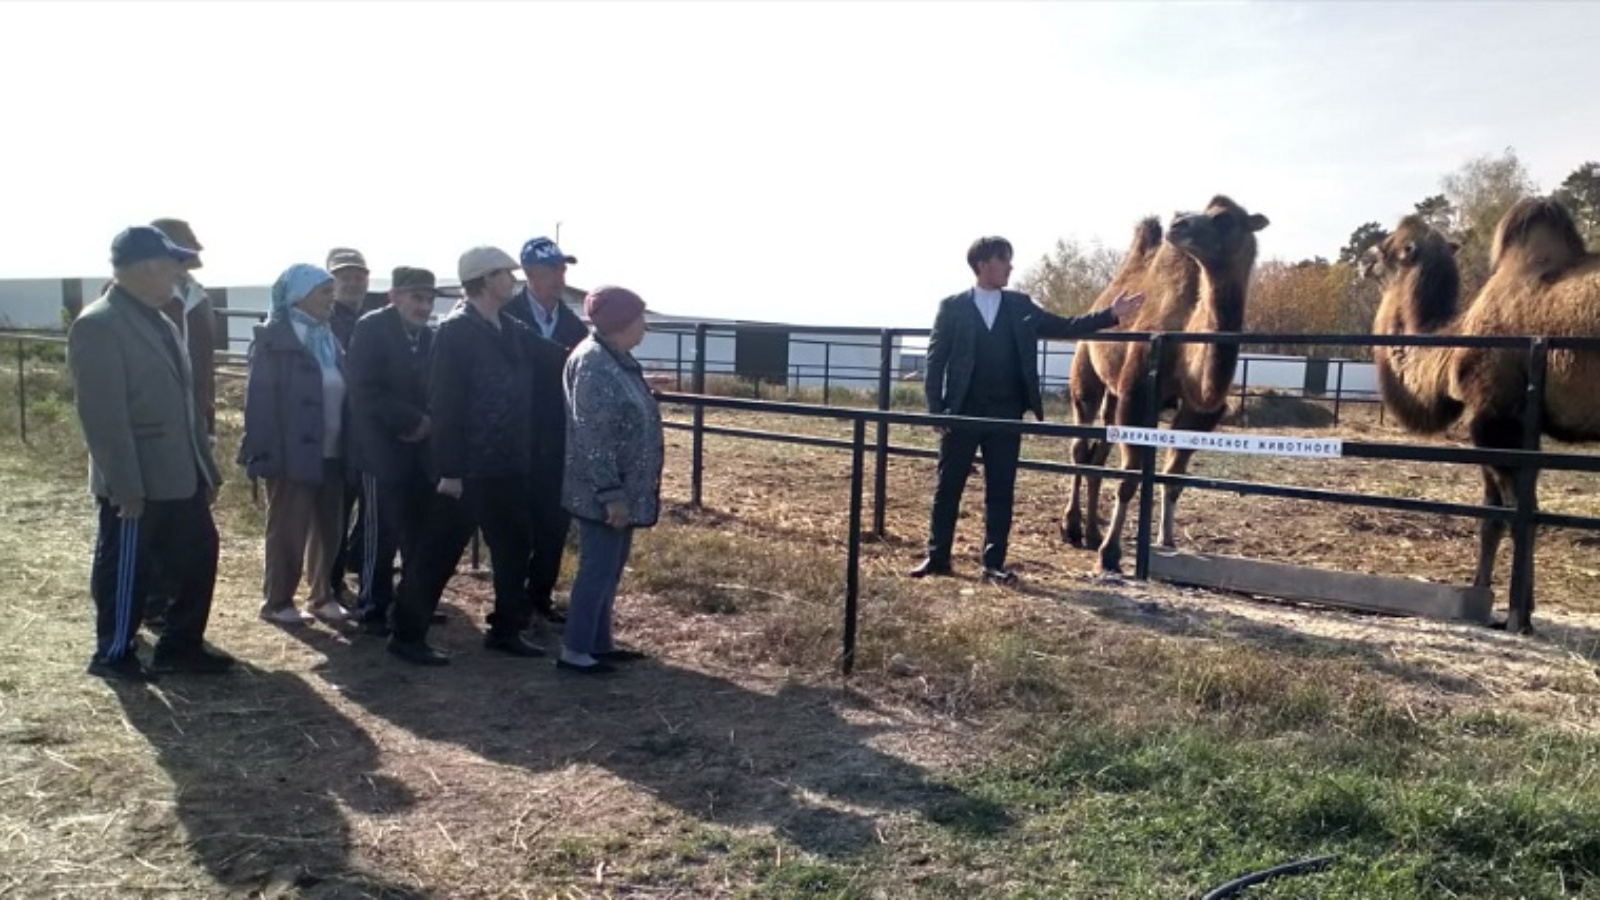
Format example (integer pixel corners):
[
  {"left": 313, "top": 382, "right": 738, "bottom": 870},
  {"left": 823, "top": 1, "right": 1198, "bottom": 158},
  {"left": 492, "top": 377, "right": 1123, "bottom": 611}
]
[
  {"left": 67, "top": 226, "right": 235, "bottom": 682},
  {"left": 505, "top": 236, "right": 588, "bottom": 625},
  {"left": 912, "top": 236, "right": 1144, "bottom": 583},
  {"left": 345, "top": 267, "right": 454, "bottom": 633}
]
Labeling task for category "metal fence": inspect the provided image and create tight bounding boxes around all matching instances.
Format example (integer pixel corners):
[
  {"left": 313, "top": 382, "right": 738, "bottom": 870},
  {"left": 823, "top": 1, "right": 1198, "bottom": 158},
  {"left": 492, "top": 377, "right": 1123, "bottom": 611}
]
[{"left": 9, "top": 323, "right": 1600, "bottom": 675}]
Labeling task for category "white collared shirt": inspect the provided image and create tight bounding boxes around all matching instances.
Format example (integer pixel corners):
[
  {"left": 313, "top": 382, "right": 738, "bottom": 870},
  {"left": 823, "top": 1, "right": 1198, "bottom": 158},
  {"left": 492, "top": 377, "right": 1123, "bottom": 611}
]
[
  {"left": 529, "top": 296, "right": 559, "bottom": 339},
  {"left": 972, "top": 287, "right": 1002, "bottom": 330}
]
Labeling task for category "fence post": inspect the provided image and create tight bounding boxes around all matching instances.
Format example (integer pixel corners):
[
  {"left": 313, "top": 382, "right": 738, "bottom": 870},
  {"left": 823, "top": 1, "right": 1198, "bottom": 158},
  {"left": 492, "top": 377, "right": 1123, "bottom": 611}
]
[
  {"left": 1507, "top": 337, "right": 1548, "bottom": 632},
  {"left": 15, "top": 339, "right": 26, "bottom": 445},
  {"left": 823, "top": 343, "right": 832, "bottom": 405},
  {"left": 871, "top": 330, "right": 893, "bottom": 538},
  {"left": 1133, "top": 334, "right": 1166, "bottom": 581},
  {"left": 675, "top": 332, "right": 685, "bottom": 391},
  {"left": 1238, "top": 356, "right": 1251, "bottom": 427},
  {"left": 842, "top": 417, "right": 866, "bottom": 677},
  {"left": 470, "top": 531, "right": 483, "bottom": 573},
  {"left": 1332, "top": 359, "right": 1344, "bottom": 426},
  {"left": 691, "top": 323, "right": 708, "bottom": 509}
]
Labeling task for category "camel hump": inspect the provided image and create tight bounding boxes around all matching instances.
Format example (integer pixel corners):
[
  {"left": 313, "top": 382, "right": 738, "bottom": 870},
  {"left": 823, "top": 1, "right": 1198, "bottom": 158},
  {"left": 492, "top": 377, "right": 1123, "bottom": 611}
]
[
  {"left": 1126, "top": 216, "right": 1164, "bottom": 260},
  {"left": 1491, "top": 196, "right": 1589, "bottom": 279}
]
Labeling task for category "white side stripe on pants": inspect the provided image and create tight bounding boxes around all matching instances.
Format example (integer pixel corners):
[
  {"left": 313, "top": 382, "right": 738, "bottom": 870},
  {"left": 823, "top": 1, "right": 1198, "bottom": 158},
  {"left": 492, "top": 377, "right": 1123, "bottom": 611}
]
[{"left": 108, "top": 516, "right": 140, "bottom": 660}]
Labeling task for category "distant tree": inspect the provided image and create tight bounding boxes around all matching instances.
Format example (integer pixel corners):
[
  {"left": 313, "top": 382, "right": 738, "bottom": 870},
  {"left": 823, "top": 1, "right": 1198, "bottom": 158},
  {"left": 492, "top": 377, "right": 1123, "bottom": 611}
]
[
  {"left": 1413, "top": 194, "right": 1455, "bottom": 232},
  {"left": 1337, "top": 222, "right": 1388, "bottom": 265},
  {"left": 1553, "top": 161, "right": 1600, "bottom": 247},
  {"left": 1440, "top": 147, "right": 1538, "bottom": 296},
  {"left": 1016, "top": 238, "right": 1124, "bottom": 316}
]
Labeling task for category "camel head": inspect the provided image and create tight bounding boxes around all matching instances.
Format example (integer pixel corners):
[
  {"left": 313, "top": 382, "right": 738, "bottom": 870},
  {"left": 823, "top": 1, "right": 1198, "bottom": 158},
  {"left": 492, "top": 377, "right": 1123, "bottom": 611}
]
[
  {"left": 1165, "top": 195, "right": 1270, "bottom": 272},
  {"left": 1362, "top": 216, "right": 1459, "bottom": 285}
]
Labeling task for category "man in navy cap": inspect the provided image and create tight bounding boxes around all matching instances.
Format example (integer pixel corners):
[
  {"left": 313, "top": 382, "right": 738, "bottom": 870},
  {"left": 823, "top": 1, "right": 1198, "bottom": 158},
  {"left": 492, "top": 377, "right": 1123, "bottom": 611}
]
[
  {"left": 504, "top": 237, "right": 588, "bottom": 626},
  {"left": 506, "top": 237, "right": 588, "bottom": 351},
  {"left": 67, "top": 226, "right": 235, "bottom": 682}
]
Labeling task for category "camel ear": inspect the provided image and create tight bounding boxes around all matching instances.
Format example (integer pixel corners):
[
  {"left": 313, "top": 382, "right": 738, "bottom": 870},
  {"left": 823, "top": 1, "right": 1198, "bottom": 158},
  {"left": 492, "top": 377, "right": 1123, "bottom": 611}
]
[{"left": 1247, "top": 213, "right": 1270, "bottom": 232}]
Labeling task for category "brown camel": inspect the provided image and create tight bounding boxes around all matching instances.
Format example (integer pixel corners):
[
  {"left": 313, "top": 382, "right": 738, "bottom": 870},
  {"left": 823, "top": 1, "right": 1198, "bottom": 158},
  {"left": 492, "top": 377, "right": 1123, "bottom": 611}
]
[
  {"left": 1063, "top": 195, "right": 1270, "bottom": 573},
  {"left": 1365, "top": 197, "right": 1600, "bottom": 633}
]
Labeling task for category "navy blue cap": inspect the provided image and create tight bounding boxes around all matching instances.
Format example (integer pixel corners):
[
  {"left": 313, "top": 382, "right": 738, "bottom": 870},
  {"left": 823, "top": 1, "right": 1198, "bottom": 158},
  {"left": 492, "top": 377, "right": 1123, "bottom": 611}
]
[
  {"left": 111, "top": 225, "right": 200, "bottom": 267},
  {"left": 520, "top": 236, "right": 577, "bottom": 268}
]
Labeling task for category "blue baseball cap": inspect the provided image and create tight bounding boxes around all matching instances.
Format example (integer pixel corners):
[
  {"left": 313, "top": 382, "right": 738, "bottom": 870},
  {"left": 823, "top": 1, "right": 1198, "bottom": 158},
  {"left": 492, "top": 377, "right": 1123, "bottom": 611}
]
[
  {"left": 111, "top": 225, "right": 200, "bottom": 267},
  {"left": 520, "top": 236, "right": 577, "bottom": 268}
]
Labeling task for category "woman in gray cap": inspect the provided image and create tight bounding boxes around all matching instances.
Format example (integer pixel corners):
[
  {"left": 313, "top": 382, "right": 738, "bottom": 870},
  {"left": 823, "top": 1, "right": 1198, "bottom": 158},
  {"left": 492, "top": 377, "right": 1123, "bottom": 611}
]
[{"left": 558, "top": 286, "right": 662, "bottom": 673}]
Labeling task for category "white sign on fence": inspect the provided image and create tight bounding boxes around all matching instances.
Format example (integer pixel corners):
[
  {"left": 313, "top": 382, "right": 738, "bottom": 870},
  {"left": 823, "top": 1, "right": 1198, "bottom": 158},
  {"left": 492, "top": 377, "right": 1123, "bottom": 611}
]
[{"left": 1105, "top": 425, "right": 1344, "bottom": 459}]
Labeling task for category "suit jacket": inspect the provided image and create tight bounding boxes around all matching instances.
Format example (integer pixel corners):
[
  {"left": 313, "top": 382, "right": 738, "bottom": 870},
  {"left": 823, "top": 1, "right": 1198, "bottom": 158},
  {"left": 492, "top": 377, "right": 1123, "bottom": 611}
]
[
  {"left": 505, "top": 286, "right": 591, "bottom": 352},
  {"left": 67, "top": 286, "right": 222, "bottom": 503},
  {"left": 346, "top": 306, "right": 434, "bottom": 482},
  {"left": 924, "top": 289, "right": 1118, "bottom": 421}
]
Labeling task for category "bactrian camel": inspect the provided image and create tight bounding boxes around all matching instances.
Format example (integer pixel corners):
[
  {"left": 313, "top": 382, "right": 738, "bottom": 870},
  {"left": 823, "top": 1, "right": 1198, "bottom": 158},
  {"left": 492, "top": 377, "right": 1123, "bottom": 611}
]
[
  {"left": 1364, "top": 196, "right": 1600, "bottom": 633},
  {"left": 1063, "top": 195, "right": 1270, "bottom": 573}
]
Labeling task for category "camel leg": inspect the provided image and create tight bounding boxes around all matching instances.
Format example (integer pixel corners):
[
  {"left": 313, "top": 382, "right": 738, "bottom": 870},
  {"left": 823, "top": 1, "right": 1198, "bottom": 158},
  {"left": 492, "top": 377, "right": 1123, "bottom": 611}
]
[
  {"left": 1157, "top": 403, "right": 1227, "bottom": 548},
  {"left": 1469, "top": 413, "right": 1538, "bottom": 632},
  {"left": 1064, "top": 359, "right": 1108, "bottom": 547},
  {"left": 1471, "top": 464, "right": 1509, "bottom": 591},
  {"left": 1081, "top": 393, "right": 1119, "bottom": 549},
  {"left": 1095, "top": 438, "right": 1143, "bottom": 575}
]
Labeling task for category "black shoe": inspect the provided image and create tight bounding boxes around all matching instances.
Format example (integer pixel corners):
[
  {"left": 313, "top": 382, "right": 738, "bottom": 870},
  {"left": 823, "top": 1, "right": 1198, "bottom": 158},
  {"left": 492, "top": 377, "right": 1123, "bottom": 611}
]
[
  {"left": 537, "top": 607, "right": 567, "bottom": 625},
  {"left": 388, "top": 638, "right": 450, "bottom": 666},
  {"left": 484, "top": 632, "right": 547, "bottom": 658},
  {"left": 909, "top": 558, "right": 954, "bottom": 578},
  {"left": 595, "top": 647, "right": 648, "bottom": 662},
  {"left": 150, "top": 643, "right": 236, "bottom": 675},
  {"left": 430, "top": 612, "right": 449, "bottom": 625},
  {"left": 556, "top": 658, "right": 616, "bottom": 675},
  {"left": 980, "top": 567, "right": 1018, "bottom": 585},
  {"left": 87, "top": 654, "right": 157, "bottom": 684}
]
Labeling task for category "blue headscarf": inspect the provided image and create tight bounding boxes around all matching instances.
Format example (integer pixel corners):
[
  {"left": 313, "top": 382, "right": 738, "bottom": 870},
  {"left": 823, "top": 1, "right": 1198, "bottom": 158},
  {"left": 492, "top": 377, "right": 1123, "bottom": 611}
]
[{"left": 270, "top": 264, "right": 338, "bottom": 368}]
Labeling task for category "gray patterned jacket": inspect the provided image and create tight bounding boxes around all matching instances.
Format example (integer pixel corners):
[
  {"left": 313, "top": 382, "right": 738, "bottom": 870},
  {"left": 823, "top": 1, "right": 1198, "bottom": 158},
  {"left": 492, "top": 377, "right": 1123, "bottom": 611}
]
[{"left": 562, "top": 334, "right": 664, "bottom": 527}]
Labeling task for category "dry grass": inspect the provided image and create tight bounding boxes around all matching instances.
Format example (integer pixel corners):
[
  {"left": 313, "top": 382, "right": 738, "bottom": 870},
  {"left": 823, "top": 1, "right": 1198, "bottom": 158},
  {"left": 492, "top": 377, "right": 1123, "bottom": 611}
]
[{"left": 4, "top": 364, "right": 1600, "bottom": 898}]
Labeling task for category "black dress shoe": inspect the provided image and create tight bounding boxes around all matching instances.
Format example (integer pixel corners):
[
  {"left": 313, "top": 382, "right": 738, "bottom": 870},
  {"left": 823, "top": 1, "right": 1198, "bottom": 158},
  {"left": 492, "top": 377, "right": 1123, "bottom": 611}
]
[
  {"left": 980, "top": 567, "right": 1018, "bottom": 585},
  {"left": 537, "top": 607, "right": 567, "bottom": 625},
  {"left": 388, "top": 638, "right": 450, "bottom": 666},
  {"left": 909, "top": 558, "right": 954, "bottom": 578},
  {"left": 556, "top": 658, "right": 616, "bottom": 675},
  {"left": 150, "top": 643, "right": 236, "bottom": 675},
  {"left": 87, "top": 654, "right": 157, "bottom": 684},
  {"left": 484, "top": 632, "right": 547, "bottom": 658}
]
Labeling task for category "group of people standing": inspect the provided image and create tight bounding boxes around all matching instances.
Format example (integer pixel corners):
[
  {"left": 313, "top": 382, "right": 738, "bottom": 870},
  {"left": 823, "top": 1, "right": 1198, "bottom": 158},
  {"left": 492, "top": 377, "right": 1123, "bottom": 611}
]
[{"left": 68, "top": 221, "right": 665, "bottom": 683}]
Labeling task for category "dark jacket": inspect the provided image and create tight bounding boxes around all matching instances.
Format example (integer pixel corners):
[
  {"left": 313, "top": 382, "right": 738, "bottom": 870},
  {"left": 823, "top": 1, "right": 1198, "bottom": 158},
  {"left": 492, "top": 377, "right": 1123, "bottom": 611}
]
[
  {"left": 924, "top": 289, "right": 1118, "bottom": 421},
  {"left": 329, "top": 301, "right": 361, "bottom": 350},
  {"left": 505, "top": 285, "right": 590, "bottom": 352},
  {"left": 161, "top": 278, "right": 217, "bottom": 437},
  {"left": 238, "top": 317, "right": 346, "bottom": 485},
  {"left": 346, "top": 306, "right": 434, "bottom": 482},
  {"left": 528, "top": 333, "right": 570, "bottom": 467},
  {"left": 562, "top": 334, "right": 665, "bottom": 527},
  {"left": 427, "top": 303, "right": 537, "bottom": 480}
]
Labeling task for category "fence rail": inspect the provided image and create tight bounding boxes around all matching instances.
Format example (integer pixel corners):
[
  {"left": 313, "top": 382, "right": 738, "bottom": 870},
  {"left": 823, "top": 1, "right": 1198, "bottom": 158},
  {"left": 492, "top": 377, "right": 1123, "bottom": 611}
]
[{"left": 9, "top": 322, "right": 1599, "bottom": 673}]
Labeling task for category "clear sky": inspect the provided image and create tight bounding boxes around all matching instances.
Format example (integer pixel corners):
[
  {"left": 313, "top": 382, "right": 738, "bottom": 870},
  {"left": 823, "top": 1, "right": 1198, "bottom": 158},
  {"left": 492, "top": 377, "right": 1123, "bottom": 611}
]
[{"left": 2, "top": 1, "right": 1597, "bottom": 327}]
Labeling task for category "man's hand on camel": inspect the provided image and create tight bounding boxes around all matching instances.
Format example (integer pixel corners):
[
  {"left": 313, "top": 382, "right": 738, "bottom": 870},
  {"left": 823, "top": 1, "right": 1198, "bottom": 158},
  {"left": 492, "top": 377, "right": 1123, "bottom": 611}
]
[{"left": 1109, "top": 290, "right": 1146, "bottom": 323}]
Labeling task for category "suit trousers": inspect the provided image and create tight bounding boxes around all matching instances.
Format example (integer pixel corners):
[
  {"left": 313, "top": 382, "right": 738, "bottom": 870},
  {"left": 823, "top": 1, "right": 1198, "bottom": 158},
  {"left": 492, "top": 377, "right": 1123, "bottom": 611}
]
[
  {"left": 392, "top": 475, "right": 532, "bottom": 643},
  {"left": 926, "top": 421, "right": 1023, "bottom": 571},
  {"left": 261, "top": 459, "right": 346, "bottom": 612},
  {"left": 525, "top": 464, "right": 571, "bottom": 610},
  {"left": 90, "top": 487, "right": 218, "bottom": 663},
  {"left": 355, "top": 469, "right": 433, "bottom": 623}
]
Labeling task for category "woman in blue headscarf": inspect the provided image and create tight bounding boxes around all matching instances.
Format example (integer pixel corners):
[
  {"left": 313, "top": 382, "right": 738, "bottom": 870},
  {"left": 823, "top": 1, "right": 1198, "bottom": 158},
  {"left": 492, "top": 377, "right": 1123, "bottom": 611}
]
[{"left": 239, "top": 264, "right": 353, "bottom": 627}]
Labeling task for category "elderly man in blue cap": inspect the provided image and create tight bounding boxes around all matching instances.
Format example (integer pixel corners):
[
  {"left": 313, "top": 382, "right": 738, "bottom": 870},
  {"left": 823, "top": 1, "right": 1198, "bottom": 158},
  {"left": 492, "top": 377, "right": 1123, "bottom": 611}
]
[
  {"left": 505, "top": 236, "right": 588, "bottom": 627},
  {"left": 67, "top": 226, "right": 235, "bottom": 682}
]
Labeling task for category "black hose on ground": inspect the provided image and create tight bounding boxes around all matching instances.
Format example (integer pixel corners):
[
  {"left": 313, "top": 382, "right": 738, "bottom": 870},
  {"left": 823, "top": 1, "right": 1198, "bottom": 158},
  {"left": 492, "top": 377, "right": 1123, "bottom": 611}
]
[{"left": 1198, "top": 854, "right": 1338, "bottom": 899}]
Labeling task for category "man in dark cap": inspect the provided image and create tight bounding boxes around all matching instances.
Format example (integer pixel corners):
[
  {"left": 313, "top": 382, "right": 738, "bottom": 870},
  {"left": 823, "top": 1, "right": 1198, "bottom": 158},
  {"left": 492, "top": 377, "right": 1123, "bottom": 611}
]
[
  {"left": 346, "top": 267, "right": 456, "bottom": 633},
  {"left": 67, "top": 226, "right": 235, "bottom": 681}
]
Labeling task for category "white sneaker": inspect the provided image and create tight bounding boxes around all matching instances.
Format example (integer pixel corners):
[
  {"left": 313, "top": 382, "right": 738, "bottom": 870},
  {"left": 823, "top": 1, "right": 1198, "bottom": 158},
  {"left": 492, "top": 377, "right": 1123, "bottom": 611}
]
[
  {"left": 311, "top": 601, "right": 350, "bottom": 624},
  {"left": 261, "top": 605, "right": 313, "bottom": 626}
]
